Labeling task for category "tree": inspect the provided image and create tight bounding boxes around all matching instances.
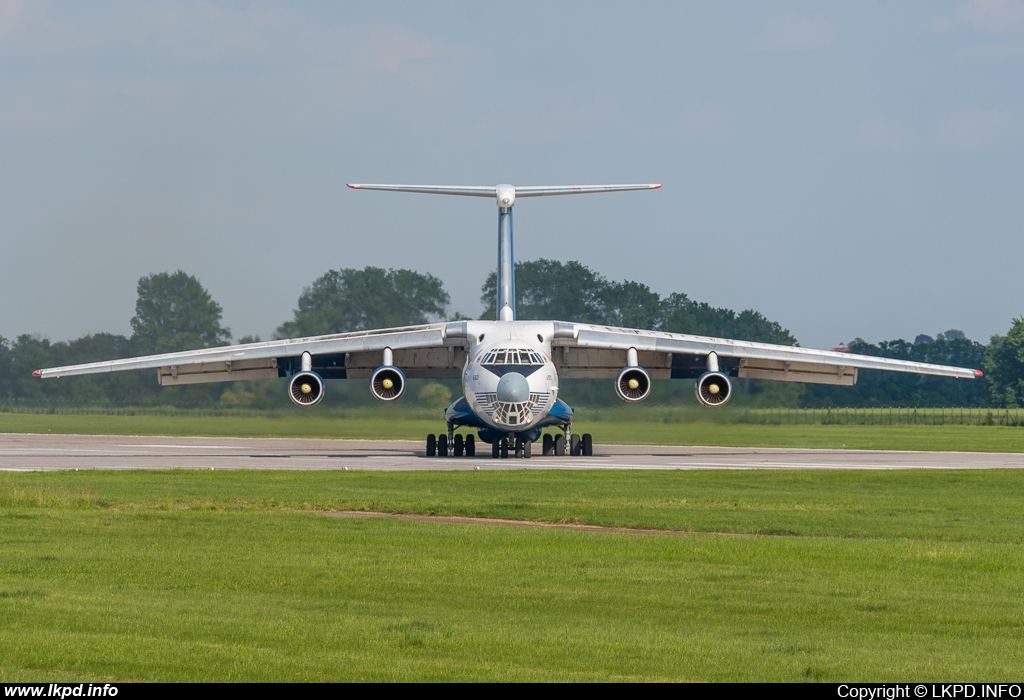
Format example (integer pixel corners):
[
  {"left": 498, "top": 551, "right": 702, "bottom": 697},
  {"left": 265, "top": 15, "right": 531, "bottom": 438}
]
[
  {"left": 0, "top": 337, "right": 11, "bottom": 400},
  {"left": 601, "top": 280, "right": 662, "bottom": 329},
  {"left": 479, "top": 259, "right": 610, "bottom": 323},
  {"left": 277, "top": 267, "right": 449, "bottom": 338},
  {"left": 131, "top": 271, "right": 231, "bottom": 354},
  {"left": 658, "top": 293, "right": 798, "bottom": 345},
  {"left": 984, "top": 318, "right": 1024, "bottom": 408}
]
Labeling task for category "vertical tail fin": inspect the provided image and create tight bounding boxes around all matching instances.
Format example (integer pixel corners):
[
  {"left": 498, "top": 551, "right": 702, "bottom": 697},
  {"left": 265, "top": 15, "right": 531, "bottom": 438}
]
[{"left": 347, "top": 183, "right": 661, "bottom": 322}]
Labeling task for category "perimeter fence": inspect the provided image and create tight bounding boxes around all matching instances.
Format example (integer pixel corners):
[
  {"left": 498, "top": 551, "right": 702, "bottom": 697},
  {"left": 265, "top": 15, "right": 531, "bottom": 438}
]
[{"left": 734, "top": 406, "right": 1024, "bottom": 427}]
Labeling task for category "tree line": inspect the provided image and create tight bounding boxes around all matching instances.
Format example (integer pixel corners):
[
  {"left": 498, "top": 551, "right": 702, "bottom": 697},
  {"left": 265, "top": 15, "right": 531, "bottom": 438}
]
[{"left": 1, "top": 263, "right": 1021, "bottom": 408}]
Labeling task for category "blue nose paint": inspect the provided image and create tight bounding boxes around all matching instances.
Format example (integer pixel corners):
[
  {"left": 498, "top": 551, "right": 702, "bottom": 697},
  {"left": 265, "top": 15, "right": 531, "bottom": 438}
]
[{"left": 496, "top": 372, "right": 530, "bottom": 403}]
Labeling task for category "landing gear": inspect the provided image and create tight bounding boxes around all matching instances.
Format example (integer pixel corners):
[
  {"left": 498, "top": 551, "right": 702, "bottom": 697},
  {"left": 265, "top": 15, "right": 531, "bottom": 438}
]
[
  {"left": 425, "top": 429, "right": 475, "bottom": 457},
  {"left": 540, "top": 425, "right": 593, "bottom": 457}
]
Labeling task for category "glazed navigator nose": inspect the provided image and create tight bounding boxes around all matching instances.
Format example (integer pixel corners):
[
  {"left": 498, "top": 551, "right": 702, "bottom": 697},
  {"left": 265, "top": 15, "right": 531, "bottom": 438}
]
[{"left": 496, "top": 372, "right": 529, "bottom": 403}]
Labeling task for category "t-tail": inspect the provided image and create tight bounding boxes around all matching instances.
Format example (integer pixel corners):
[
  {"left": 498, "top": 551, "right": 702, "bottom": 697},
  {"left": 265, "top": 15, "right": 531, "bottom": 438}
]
[{"left": 347, "top": 182, "right": 662, "bottom": 321}]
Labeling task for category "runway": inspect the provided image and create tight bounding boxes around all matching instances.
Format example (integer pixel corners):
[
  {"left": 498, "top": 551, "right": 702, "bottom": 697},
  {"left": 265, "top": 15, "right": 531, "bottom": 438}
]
[{"left": 3, "top": 432, "right": 1024, "bottom": 471}]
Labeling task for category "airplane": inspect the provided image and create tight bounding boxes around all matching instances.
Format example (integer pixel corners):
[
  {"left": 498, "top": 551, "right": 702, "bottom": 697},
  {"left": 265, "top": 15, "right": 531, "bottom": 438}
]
[{"left": 34, "top": 183, "right": 983, "bottom": 459}]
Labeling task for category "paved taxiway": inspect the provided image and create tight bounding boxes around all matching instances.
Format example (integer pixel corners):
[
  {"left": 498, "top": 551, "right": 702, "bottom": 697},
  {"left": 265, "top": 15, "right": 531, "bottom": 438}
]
[{"left": 2, "top": 433, "right": 1024, "bottom": 471}]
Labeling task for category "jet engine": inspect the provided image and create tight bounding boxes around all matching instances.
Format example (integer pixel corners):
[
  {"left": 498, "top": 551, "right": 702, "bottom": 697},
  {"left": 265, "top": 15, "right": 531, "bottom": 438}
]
[
  {"left": 289, "top": 371, "right": 325, "bottom": 407},
  {"left": 615, "top": 366, "right": 652, "bottom": 402},
  {"left": 695, "top": 371, "right": 731, "bottom": 407},
  {"left": 370, "top": 365, "right": 406, "bottom": 401}
]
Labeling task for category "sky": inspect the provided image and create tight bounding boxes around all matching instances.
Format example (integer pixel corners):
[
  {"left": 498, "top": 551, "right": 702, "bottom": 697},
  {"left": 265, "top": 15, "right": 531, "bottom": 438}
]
[{"left": 1, "top": 0, "right": 1022, "bottom": 350}]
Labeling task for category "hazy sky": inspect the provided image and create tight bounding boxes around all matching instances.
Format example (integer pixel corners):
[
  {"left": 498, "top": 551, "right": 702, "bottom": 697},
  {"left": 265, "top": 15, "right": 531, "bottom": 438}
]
[{"left": 2, "top": 1, "right": 1022, "bottom": 350}]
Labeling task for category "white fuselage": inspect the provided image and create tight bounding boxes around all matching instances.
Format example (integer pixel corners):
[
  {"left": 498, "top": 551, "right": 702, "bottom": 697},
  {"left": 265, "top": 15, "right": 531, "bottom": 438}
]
[{"left": 459, "top": 320, "right": 561, "bottom": 431}]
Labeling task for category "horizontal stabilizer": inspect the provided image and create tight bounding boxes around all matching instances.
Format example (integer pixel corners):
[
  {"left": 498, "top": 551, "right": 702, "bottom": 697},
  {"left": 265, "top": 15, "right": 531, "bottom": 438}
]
[{"left": 347, "top": 183, "right": 661, "bottom": 206}]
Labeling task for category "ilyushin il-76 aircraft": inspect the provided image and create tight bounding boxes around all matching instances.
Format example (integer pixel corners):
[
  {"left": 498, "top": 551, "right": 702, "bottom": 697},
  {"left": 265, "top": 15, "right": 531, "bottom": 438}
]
[{"left": 36, "top": 183, "right": 983, "bottom": 459}]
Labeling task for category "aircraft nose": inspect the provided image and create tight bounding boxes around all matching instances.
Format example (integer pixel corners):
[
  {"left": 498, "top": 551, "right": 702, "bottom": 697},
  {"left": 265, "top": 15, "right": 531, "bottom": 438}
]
[{"left": 496, "top": 372, "right": 530, "bottom": 403}]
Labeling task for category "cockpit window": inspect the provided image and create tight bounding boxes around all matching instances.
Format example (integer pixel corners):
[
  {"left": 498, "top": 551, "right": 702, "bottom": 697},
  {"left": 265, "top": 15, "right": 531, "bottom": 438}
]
[{"left": 480, "top": 348, "right": 545, "bottom": 366}]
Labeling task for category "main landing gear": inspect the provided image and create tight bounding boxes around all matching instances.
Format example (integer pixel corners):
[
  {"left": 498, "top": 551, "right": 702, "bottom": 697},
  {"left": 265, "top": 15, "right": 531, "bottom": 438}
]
[
  {"left": 425, "top": 426, "right": 476, "bottom": 457},
  {"left": 540, "top": 424, "right": 593, "bottom": 457},
  {"left": 424, "top": 423, "right": 593, "bottom": 458}
]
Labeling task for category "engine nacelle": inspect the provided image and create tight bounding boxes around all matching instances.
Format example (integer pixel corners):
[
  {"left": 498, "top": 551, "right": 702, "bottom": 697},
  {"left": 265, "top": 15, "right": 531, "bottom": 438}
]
[
  {"left": 289, "top": 371, "right": 325, "bottom": 407},
  {"left": 615, "top": 366, "right": 652, "bottom": 402},
  {"left": 370, "top": 365, "right": 406, "bottom": 401},
  {"left": 695, "top": 371, "right": 731, "bottom": 407}
]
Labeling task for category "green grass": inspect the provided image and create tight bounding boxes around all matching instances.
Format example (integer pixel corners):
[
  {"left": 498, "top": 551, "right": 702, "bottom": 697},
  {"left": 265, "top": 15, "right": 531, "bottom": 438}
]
[
  {"left": 2, "top": 469, "right": 1024, "bottom": 681},
  {"left": 4, "top": 409, "right": 1024, "bottom": 451}
]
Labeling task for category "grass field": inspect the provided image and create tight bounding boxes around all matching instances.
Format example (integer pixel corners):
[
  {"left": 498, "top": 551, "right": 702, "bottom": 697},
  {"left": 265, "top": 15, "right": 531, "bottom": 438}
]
[
  {"left": 3, "top": 409, "right": 1024, "bottom": 452},
  {"left": 2, "top": 469, "right": 1024, "bottom": 681}
]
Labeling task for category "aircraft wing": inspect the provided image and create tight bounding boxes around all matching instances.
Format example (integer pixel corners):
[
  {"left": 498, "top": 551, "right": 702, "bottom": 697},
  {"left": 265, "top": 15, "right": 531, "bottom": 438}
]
[
  {"left": 550, "top": 322, "right": 981, "bottom": 385},
  {"left": 35, "top": 322, "right": 472, "bottom": 385}
]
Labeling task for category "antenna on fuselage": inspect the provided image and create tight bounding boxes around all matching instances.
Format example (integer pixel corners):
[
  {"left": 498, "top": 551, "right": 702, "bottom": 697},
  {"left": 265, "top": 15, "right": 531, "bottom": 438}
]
[{"left": 347, "top": 183, "right": 662, "bottom": 322}]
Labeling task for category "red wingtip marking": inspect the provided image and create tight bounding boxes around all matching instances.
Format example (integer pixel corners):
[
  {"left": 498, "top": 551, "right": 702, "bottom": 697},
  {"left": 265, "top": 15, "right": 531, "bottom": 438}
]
[
  {"left": 975, "top": 369, "right": 984, "bottom": 377},
  {"left": 651, "top": 184, "right": 662, "bottom": 189},
  {"left": 347, "top": 183, "right": 359, "bottom": 189},
  {"left": 33, "top": 369, "right": 41, "bottom": 378}
]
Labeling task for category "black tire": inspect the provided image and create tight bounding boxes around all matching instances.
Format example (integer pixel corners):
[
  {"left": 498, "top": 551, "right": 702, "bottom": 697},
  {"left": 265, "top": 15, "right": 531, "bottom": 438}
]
[
  {"left": 582, "top": 433, "right": 593, "bottom": 457},
  {"left": 523, "top": 440, "right": 532, "bottom": 459},
  {"left": 553, "top": 434, "right": 565, "bottom": 456},
  {"left": 437, "top": 434, "right": 448, "bottom": 457},
  {"left": 514, "top": 438, "right": 525, "bottom": 458},
  {"left": 453, "top": 434, "right": 464, "bottom": 457},
  {"left": 426, "top": 434, "right": 436, "bottom": 457},
  {"left": 542, "top": 434, "right": 553, "bottom": 456},
  {"left": 491, "top": 439, "right": 500, "bottom": 459},
  {"left": 466, "top": 434, "right": 476, "bottom": 457},
  {"left": 499, "top": 437, "right": 509, "bottom": 459},
  {"left": 570, "top": 434, "right": 581, "bottom": 456}
]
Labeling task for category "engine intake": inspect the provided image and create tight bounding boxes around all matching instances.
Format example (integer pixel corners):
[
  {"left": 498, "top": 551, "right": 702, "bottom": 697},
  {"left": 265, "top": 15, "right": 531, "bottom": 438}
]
[
  {"left": 370, "top": 366, "right": 406, "bottom": 401},
  {"left": 615, "top": 366, "right": 652, "bottom": 402},
  {"left": 289, "top": 371, "right": 325, "bottom": 407},
  {"left": 695, "top": 371, "right": 731, "bottom": 407}
]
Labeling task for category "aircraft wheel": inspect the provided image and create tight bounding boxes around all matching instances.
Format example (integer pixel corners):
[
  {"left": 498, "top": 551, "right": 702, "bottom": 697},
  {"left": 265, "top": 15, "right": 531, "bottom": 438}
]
[
  {"left": 514, "top": 438, "right": 525, "bottom": 458},
  {"left": 582, "top": 433, "right": 593, "bottom": 457},
  {"left": 499, "top": 438, "right": 509, "bottom": 459},
  {"left": 491, "top": 439, "right": 500, "bottom": 459},
  {"left": 465, "top": 434, "right": 475, "bottom": 457},
  {"left": 426, "top": 434, "right": 436, "bottom": 457},
  {"left": 437, "top": 434, "right": 448, "bottom": 457},
  {"left": 570, "top": 434, "right": 581, "bottom": 456},
  {"left": 553, "top": 434, "right": 565, "bottom": 456},
  {"left": 542, "top": 434, "right": 554, "bottom": 456},
  {"left": 454, "top": 434, "right": 464, "bottom": 457},
  {"left": 523, "top": 439, "right": 532, "bottom": 459}
]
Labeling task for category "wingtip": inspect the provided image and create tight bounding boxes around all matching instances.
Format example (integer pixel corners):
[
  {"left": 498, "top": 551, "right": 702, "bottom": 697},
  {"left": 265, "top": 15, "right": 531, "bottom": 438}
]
[
  {"left": 347, "top": 183, "right": 359, "bottom": 189},
  {"left": 975, "top": 369, "right": 984, "bottom": 377},
  {"left": 651, "top": 184, "right": 662, "bottom": 189},
  {"left": 32, "top": 369, "right": 41, "bottom": 378}
]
